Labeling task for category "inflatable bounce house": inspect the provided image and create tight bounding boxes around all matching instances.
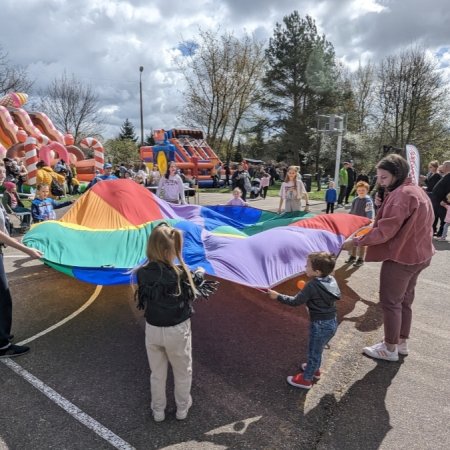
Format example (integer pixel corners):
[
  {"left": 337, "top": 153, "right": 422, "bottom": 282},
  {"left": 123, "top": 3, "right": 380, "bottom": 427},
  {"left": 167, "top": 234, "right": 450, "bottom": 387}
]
[
  {"left": 140, "top": 128, "right": 222, "bottom": 187},
  {"left": 0, "top": 92, "right": 104, "bottom": 189}
]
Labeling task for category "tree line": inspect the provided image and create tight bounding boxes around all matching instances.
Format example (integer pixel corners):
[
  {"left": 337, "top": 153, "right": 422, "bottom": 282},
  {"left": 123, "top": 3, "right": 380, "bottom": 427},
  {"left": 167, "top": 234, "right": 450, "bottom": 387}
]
[
  {"left": 1, "top": 10, "right": 450, "bottom": 173},
  {"left": 177, "top": 12, "right": 450, "bottom": 173}
]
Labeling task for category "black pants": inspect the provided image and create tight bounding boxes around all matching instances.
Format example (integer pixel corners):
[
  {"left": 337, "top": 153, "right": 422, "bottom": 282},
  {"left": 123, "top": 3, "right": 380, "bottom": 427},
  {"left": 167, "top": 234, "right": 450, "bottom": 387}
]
[
  {"left": 433, "top": 203, "right": 446, "bottom": 235},
  {"left": 261, "top": 186, "right": 268, "bottom": 199},
  {"left": 0, "top": 253, "right": 13, "bottom": 348},
  {"left": 338, "top": 185, "right": 346, "bottom": 204},
  {"left": 345, "top": 184, "right": 354, "bottom": 204},
  {"left": 326, "top": 202, "right": 335, "bottom": 214}
]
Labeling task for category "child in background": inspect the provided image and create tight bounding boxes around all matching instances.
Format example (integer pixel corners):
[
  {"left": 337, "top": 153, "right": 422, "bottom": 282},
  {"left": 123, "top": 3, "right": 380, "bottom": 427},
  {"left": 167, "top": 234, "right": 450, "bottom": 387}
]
[
  {"left": 226, "top": 187, "right": 248, "bottom": 206},
  {"left": 135, "top": 223, "right": 217, "bottom": 422},
  {"left": 345, "top": 181, "right": 374, "bottom": 267},
  {"left": 436, "top": 192, "right": 450, "bottom": 242},
  {"left": 260, "top": 172, "right": 271, "bottom": 199},
  {"left": 1, "top": 181, "right": 32, "bottom": 229},
  {"left": 278, "top": 166, "right": 310, "bottom": 213},
  {"left": 31, "top": 184, "right": 73, "bottom": 222},
  {"left": 325, "top": 181, "right": 337, "bottom": 214},
  {"left": 156, "top": 161, "right": 186, "bottom": 205},
  {"left": 267, "top": 252, "right": 340, "bottom": 389}
]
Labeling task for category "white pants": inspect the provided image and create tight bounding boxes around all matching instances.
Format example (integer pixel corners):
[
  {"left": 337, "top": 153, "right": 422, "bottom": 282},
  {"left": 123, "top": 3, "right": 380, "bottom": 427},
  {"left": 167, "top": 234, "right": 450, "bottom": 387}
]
[
  {"left": 145, "top": 320, "right": 192, "bottom": 414},
  {"left": 285, "top": 198, "right": 301, "bottom": 212}
]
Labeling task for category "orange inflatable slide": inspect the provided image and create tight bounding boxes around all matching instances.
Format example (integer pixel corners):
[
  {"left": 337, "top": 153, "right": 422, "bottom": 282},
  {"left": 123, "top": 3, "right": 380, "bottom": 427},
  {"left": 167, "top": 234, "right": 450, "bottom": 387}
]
[{"left": 0, "top": 92, "right": 102, "bottom": 184}]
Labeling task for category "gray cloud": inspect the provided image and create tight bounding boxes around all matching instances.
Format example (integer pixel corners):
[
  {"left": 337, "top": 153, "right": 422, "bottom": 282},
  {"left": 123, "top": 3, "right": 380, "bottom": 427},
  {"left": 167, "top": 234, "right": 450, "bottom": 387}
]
[{"left": 0, "top": 0, "right": 449, "bottom": 139}]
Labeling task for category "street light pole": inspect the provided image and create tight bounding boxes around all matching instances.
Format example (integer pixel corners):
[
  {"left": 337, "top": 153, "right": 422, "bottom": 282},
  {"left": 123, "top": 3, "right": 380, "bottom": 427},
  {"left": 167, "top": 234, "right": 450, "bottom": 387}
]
[
  {"left": 139, "top": 66, "right": 144, "bottom": 147},
  {"left": 331, "top": 115, "right": 344, "bottom": 185},
  {"left": 334, "top": 130, "right": 343, "bottom": 185}
]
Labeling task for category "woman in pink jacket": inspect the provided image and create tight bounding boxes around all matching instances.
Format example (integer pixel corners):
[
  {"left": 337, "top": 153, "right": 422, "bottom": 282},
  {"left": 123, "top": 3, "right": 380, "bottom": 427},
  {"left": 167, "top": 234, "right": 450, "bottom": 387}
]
[{"left": 345, "top": 154, "right": 434, "bottom": 361}]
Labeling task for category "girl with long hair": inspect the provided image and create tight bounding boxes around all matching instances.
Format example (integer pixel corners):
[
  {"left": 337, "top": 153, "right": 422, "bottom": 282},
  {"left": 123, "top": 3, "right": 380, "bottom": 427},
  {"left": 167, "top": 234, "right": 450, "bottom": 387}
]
[
  {"left": 156, "top": 162, "right": 186, "bottom": 204},
  {"left": 345, "top": 154, "right": 434, "bottom": 361},
  {"left": 135, "top": 223, "right": 217, "bottom": 422},
  {"left": 278, "top": 166, "right": 310, "bottom": 213}
]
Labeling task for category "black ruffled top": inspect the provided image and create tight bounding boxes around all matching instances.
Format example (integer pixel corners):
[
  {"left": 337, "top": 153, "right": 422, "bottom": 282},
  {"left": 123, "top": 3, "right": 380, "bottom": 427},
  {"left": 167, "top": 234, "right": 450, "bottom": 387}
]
[{"left": 136, "top": 262, "right": 195, "bottom": 327}]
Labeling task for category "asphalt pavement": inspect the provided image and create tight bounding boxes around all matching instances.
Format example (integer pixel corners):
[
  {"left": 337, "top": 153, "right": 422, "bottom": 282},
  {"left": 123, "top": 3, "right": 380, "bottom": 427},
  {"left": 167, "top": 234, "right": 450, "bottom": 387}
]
[{"left": 0, "top": 191, "right": 449, "bottom": 450}]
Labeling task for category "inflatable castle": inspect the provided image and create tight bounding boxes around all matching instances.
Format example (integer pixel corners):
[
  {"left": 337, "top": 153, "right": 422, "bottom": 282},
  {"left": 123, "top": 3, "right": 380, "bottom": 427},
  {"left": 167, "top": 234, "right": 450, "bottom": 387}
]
[
  {"left": 140, "top": 128, "right": 222, "bottom": 187},
  {"left": 0, "top": 92, "right": 104, "bottom": 188}
]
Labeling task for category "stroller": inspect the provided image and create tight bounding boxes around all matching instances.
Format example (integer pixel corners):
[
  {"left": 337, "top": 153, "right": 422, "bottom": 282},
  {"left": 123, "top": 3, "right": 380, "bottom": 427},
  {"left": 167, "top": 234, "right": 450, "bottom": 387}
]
[{"left": 249, "top": 178, "right": 262, "bottom": 199}]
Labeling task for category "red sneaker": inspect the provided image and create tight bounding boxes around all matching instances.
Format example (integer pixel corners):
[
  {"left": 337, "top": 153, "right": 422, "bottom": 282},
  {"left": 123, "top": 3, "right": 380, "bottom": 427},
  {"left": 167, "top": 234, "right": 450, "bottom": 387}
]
[
  {"left": 287, "top": 373, "right": 312, "bottom": 389},
  {"left": 300, "top": 363, "right": 321, "bottom": 380}
]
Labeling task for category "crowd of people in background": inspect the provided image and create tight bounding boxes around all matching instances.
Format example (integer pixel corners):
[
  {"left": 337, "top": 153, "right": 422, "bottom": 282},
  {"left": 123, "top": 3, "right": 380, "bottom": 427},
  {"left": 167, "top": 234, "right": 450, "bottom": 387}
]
[{"left": 1, "top": 153, "right": 450, "bottom": 241}]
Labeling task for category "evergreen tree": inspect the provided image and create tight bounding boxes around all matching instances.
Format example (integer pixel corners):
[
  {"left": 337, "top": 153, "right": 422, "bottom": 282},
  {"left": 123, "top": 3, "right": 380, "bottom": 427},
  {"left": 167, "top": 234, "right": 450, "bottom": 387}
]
[
  {"left": 104, "top": 138, "right": 138, "bottom": 165},
  {"left": 144, "top": 132, "right": 155, "bottom": 146},
  {"left": 233, "top": 140, "right": 243, "bottom": 162},
  {"left": 242, "top": 121, "right": 266, "bottom": 159},
  {"left": 118, "top": 118, "right": 138, "bottom": 142},
  {"left": 263, "top": 12, "right": 338, "bottom": 164}
]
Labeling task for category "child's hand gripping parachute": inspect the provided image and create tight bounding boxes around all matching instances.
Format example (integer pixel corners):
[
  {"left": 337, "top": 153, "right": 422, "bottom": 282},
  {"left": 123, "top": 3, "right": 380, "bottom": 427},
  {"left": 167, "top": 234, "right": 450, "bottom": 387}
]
[{"left": 191, "top": 267, "right": 219, "bottom": 300}]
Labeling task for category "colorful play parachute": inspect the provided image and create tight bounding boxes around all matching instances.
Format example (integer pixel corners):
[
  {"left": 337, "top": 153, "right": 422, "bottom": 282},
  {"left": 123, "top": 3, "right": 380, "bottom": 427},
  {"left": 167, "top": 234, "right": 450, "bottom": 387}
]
[{"left": 24, "top": 180, "right": 370, "bottom": 287}]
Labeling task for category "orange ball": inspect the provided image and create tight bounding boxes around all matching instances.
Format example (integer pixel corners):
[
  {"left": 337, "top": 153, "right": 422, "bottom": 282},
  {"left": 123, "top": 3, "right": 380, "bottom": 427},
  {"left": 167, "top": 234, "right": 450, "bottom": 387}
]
[{"left": 297, "top": 280, "right": 306, "bottom": 290}]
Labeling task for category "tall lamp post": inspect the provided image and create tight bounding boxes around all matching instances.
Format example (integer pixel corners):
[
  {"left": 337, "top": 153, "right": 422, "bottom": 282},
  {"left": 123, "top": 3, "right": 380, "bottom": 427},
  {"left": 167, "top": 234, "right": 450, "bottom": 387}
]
[{"left": 139, "top": 66, "right": 144, "bottom": 147}]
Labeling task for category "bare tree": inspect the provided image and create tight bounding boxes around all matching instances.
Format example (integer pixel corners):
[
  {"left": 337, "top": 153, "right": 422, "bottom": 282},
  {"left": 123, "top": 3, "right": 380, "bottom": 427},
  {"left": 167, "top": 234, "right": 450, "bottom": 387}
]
[
  {"left": 376, "top": 47, "right": 449, "bottom": 150},
  {"left": 38, "top": 71, "right": 104, "bottom": 143},
  {"left": 351, "top": 61, "right": 376, "bottom": 133},
  {"left": 0, "top": 45, "right": 33, "bottom": 95},
  {"left": 176, "top": 30, "right": 266, "bottom": 162}
]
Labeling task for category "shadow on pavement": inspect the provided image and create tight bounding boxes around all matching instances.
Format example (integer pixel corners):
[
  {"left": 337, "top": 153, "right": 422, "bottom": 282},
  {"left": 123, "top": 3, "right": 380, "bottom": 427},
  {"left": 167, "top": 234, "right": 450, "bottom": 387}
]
[
  {"left": 334, "top": 264, "right": 384, "bottom": 333},
  {"left": 303, "top": 358, "right": 404, "bottom": 449}
]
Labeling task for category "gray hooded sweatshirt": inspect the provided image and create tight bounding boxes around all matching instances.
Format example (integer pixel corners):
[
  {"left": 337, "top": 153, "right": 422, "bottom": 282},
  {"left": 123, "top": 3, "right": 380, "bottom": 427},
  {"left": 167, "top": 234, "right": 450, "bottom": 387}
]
[{"left": 277, "top": 275, "right": 341, "bottom": 321}]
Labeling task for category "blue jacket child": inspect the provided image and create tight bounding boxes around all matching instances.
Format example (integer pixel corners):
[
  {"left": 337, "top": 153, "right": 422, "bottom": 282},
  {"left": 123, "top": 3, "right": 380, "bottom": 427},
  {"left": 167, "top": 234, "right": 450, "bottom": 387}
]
[
  {"left": 325, "top": 187, "right": 337, "bottom": 203},
  {"left": 325, "top": 182, "right": 338, "bottom": 214},
  {"left": 31, "top": 185, "right": 73, "bottom": 222}
]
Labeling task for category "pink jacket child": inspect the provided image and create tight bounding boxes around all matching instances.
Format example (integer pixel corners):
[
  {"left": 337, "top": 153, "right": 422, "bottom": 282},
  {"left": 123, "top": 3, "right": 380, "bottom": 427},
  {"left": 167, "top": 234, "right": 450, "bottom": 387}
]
[{"left": 260, "top": 173, "right": 271, "bottom": 199}]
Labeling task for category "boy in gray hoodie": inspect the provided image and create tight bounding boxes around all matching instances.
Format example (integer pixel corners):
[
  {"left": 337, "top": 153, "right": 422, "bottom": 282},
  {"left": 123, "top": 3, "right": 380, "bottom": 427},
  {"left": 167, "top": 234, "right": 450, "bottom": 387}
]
[{"left": 268, "top": 252, "right": 341, "bottom": 389}]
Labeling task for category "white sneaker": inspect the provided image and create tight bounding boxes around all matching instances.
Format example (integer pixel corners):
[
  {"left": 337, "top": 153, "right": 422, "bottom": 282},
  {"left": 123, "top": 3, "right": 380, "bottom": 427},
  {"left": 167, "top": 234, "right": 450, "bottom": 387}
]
[
  {"left": 176, "top": 396, "right": 193, "bottom": 420},
  {"left": 398, "top": 341, "right": 409, "bottom": 355},
  {"left": 153, "top": 411, "right": 165, "bottom": 422},
  {"left": 363, "top": 342, "right": 399, "bottom": 361}
]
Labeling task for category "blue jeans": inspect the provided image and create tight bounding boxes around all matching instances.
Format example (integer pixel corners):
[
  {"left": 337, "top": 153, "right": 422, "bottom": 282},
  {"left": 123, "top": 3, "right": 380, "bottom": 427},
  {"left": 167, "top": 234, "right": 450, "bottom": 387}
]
[{"left": 304, "top": 318, "right": 338, "bottom": 380}]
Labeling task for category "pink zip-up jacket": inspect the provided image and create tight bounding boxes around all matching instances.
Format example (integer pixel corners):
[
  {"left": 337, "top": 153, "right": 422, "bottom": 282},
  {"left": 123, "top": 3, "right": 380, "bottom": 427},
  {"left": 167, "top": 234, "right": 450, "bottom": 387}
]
[{"left": 354, "top": 178, "right": 434, "bottom": 264}]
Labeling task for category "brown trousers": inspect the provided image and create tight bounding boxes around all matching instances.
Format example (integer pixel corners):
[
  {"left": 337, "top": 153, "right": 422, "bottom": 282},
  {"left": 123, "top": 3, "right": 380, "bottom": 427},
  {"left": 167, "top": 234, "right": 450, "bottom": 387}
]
[{"left": 379, "top": 259, "right": 431, "bottom": 345}]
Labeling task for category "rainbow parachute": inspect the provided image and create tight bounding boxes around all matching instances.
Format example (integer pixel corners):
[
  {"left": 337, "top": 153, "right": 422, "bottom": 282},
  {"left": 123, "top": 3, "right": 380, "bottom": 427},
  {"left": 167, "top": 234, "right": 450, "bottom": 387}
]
[{"left": 24, "top": 180, "right": 370, "bottom": 287}]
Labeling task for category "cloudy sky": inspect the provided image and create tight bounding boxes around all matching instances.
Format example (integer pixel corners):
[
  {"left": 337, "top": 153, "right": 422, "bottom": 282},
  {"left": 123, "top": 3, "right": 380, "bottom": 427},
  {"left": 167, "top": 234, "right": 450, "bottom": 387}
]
[{"left": 1, "top": 0, "right": 449, "bottom": 140}]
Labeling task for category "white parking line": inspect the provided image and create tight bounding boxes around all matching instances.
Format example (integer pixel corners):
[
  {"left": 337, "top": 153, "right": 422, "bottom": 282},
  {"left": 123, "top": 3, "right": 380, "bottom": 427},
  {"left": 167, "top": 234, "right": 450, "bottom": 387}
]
[
  {"left": 1, "top": 284, "right": 135, "bottom": 449},
  {"left": 18, "top": 285, "right": 103, "bottom": 346},
  {"left": 1, "top": 359, "right": 135, "bottom": 450}
]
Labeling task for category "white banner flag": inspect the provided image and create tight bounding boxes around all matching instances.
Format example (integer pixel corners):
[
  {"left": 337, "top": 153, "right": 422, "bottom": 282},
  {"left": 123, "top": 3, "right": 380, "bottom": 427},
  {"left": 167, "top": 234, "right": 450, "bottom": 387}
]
[{"left": 405, "top": 144, "right": 420, "bottom": 185}]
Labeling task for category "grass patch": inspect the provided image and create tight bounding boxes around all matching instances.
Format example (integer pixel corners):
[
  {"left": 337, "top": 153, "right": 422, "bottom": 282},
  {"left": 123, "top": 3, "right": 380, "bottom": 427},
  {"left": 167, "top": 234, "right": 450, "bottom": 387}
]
[{"left": 199, "top": 182, "right": 326, "bottom": 201}]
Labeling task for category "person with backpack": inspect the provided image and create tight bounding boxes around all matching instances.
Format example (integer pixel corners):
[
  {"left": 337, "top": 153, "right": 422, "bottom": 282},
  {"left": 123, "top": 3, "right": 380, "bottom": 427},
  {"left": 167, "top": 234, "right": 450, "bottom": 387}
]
[{"left": 36, "top": 160, "right": 66, "bottom": 198}]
